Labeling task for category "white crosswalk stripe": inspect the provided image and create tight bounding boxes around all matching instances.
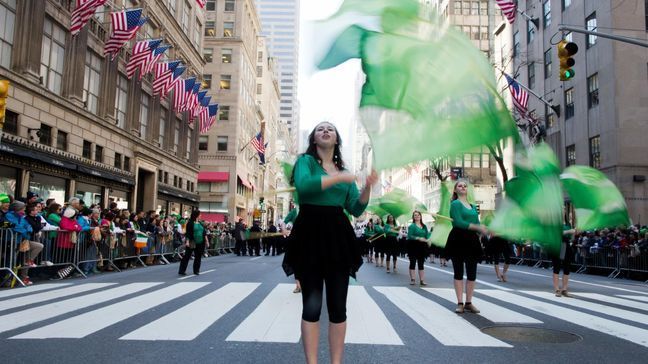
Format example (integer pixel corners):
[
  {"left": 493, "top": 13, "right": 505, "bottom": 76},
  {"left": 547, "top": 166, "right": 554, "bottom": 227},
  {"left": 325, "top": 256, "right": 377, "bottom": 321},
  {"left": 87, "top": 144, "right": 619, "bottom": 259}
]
[
  {"left": 0, "top": 283, "right": 114, "bottom": 312},
  {"left": 0, "top": 283, "right": 72, "bottom": 299},
  {"left": 617, "top": 295, "right": 648, "bottom": 304},
  {"left": 345, "top": 286, "right": 403, "bottom": 345},
  {"left": 120, "top": 282, "right": 260, "bottom": 341},
  {"left": 558, "top": 292, "right": 648, "bottom": 313}
]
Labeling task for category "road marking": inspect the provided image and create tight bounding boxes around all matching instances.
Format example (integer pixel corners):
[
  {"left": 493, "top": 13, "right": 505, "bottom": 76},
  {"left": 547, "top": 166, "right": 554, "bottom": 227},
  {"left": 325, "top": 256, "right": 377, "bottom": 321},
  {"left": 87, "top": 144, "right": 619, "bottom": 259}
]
[
  {"left": 523, "top": 290, "right": 648, "bottom": 324},
  {"left": 121, "top": 282, "right": 260, "bottom": 341},
  {"left": 0, "top": 283, "right": 159, "bottom": 334},
  {"left": 0, "top": 283, "right": 72, "bottom": 299},
  {"left": 479, "top": 289, "right": 648, "bottom": 348},
  {"left": 397, "top": 258, "right": 513, "bottom": 291},
  {"left": 11, "top": 282, "right": 208, "bottom": 339},
  {"left": 375, "top": 286, "right": 512, "bottom": 347},
  {"left": 0, "top": 283, "right": 114, "bottom": 312},
  {"left": 618, "top": 295, "right": 648, "bottom": 303},
  {"left": 424, "top": 288, "right": 542, "bottom": 324},
  {"left": 226, "top": 283, "right": 302, "bottom": 343},
  {"left": 508, "top": 268, "right": 648, "bottom": 294},
  {"left": 575, "top": 293, "right": 648, "bottom": 312},
  {"left": 346, "top": 286, "right": 403, "bottom": 345},
  {"left": 178, "top": 269, "right": 216, "bottom": 280},
  {"left": 250, "top": 256, "right": 263, "bottom": 261}
]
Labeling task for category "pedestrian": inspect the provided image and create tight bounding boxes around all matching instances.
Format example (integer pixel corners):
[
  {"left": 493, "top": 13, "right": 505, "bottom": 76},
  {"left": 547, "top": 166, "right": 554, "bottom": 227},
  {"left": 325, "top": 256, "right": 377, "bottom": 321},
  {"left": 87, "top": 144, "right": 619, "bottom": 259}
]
[
  {"left": 373, "top": 216, "right": 386, "bottom": 268},
  {"left": 282, "top": 121, "right": 377, "bottom": 364},
  {"left": 553, "top": 218, "right": 576, "bottom": 297},
  {"left": 446, "top": 180, "right": 487, "bottom": 314},
  {"left": 266, "top": 221, "right": 278, "bottom": 256},
  {"left": 363, "top": 219, "right": 375, "bottom": 263},
  {"left": 233, "top": 217, "right": 246, "bottom": 256},
  {"left": 178, "top": 210, "right": 209, "bottom": 276},
  {"left": 407, "top": 211, "right": 429, "bottom": 286},
  {"left": 384, "top": 215, "right": 399, "bottom": 273}
]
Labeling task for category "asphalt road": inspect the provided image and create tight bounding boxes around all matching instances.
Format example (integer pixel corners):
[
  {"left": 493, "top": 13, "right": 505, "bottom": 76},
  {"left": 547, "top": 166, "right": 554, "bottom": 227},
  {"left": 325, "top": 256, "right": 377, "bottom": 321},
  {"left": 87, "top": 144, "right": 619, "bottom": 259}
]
[{"left": 1, "top": 253, "right": 648, "bottom": 364}]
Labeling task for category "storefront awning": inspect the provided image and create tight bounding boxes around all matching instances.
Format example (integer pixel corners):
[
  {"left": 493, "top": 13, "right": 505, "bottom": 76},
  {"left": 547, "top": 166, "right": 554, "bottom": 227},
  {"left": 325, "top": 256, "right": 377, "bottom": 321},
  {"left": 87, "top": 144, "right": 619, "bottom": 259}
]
[
  {"left": 201, "top": 213, "right": 227, "bottom": 223},
  {"left": 77, "top": 165, "right": 135, "bottom": 185},
  {"left": 237, "top": 174, "right": 252, "bottom": 189},
  {"left": 198, "top": 171, "right": 229, "bottom": 182},
  {"left": 0, "top": 142, "right": 76, "bottom": 170}
]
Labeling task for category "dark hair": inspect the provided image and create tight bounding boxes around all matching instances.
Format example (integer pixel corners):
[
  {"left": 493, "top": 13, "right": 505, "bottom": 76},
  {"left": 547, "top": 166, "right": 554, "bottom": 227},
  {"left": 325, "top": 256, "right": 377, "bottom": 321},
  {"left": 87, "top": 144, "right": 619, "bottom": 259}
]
[
  {"left": 26, "top": 203, "right": 38, "bottom": 214},
  {"left": 386, "top": 215, "right": 396, "bottom": 226},
  {"left": 185, "top": 210, "right": 201, "bottom": 239},
  {"left": 291, "top": 122, "right": 345, "bottom": 185},
  {"left": 412, "top": 210, "right": 427, "bottom": 231},
  {"left": 452, "top": 180, "right": 468, "bottom": 201},
  {"left": 46, "top": 203, "right": 61, "bottom": 217}
]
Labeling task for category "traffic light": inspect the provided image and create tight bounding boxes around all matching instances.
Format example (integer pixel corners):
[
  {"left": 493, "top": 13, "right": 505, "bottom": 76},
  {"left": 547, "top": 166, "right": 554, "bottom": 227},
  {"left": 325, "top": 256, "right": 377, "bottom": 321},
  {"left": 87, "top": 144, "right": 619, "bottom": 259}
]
[
  {"left": 259, "top": 197, "right": 264, "bottom": 207},
  {"left": 557, "top": 40, "right": 578, "bottom": 81},
  {"left": 0, "top": 80, "right": 9, "bottom": 129}
]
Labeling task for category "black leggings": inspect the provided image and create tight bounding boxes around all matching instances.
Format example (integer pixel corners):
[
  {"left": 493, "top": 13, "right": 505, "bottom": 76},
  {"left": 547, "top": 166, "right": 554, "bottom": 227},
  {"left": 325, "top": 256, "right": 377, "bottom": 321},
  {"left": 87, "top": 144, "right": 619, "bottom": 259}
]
[
  {"left": 408, "top": 240, "right": 426, "bottom": 270},
  {"left": 178, "top": 243, "right": 205, "bottom": 274},
  {"left": 451, "top": 256, "right": 478, "bottom": 281},
  {"left": 552, "top": 257, "right": 571, "bottom": 275},
  {"left": 300, "top": 268, "right": 349, "bottom": 324}
]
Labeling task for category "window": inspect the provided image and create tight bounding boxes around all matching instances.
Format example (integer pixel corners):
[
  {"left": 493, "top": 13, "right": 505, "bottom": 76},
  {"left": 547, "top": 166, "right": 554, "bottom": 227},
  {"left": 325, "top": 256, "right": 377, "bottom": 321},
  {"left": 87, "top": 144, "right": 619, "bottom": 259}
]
[
  {"left": 589, "top": 136, "right": 601, "bottom": 168},
  {"left": 513, "top": 31, "right": 520, "bottom": 57},
  {"left": 527, "top": 19, "right": 535, "bottom": 44},
  {"left": 528, "top": 63, "right": 535, "bottom": 89},
  {"left": 462, "top": 0, "right": 470, "bottom": 15},
  {"left": 206, "top": 0, "right": 215, "bottom": 11},
  {"left": 472, "top": 153, "right": 481, "bottom": 168},
  {"left": 83, "top": 51, "right": 101, "bottom": 114},
  {"left": 586, "top": 12, "right": 597, "bottom": 48},
  {"left": 164, "top": 171, "right": 168, "bottom": 184},
  {"left": 225, "top": 0, "right": 235, "bottom": 11},
  {"left": 166, "top": 0, "right": 177, "bottom": 14},
  {"left": 545, "top": 100, "right": 555, "bottom": 128},
  {"left": 463, "top": 154, "right": 472, "bottom": 168},
  {"left": 39, "top": 124, "right": 52, "bottom": 146},
  {"left": 114, "top": 153, "right": 122, "bottom": 169},
  {"left": 256, "top": 65, "right": 263, "bottom": 77},
  {"left": 480, "top": 26, "right": 488, "bottom": 40},
  {"left": 193, "top": 21, "right": 201, "bottom": 47},
  {"left": 544, "top": 49, "right": 552, "bottom": 78},
  {"left": 203, "top": 74, "right": 212, "bottom": 89},
  {"left": 186, "top": 134, "right": 191, "bottom": 160},
  {"left": 139, "top": 93, "right": 150, "bottom": 139},
  {"left": 481, "top": 153, "right": 490, "bottom": 168},
  {"left": 159, "top": 108, "right": 167, "bottom": 147},
  {"left": 221, "top": 48, "right": 232, "bottom": 63},
  {"left": 174, "top": 118, "right": 180, "bottom": 153},
  {"left": 453, "top": 1, "right": 461, "bottom": 14},
  {"left": 198, "top": 136, "right": 208, "bottom": 150},
  {"left": 95, "top": 145, "right": 103, "bottom": 163},
  {"left": 223, "top": 22, "right": 234, "bottom": 37},
  {"left": 471, "top": 1, "right": 479, "bottom": 15},
  {"left": 257, "top": 51, "right": 263, "bottom": 63},
  {"left": 41, "top": 18, "right": 66, "bottom": 95},
  {"left": 173, "top": 175, "right": 178, "bottom": 187},
  {"left": 543, "top": 1, "right": 551, "bottom": 27},
  {"left": 83, "top": 140, "right": 92, "bottom": 159},
  {"left": 182, "top": 1, "right": 190, "bottom": 34},
  {"left": 217, "top": 136, "right": 228, "bottom": 151},
  {"left": 115, "top": 75, "right": 128, "bottom": 128},
  {"left": 219, "top": 105, "right": 229, "bottom": 121},
  {"left": 256, "top": 83, "right": 262, "bottom": 95},
  {"left": 158, "top": 170, "right": 163, "bottom": 183},
  {"left": 587, "top": 73, "right": 600, "bottom": 108},
  {"left": 220, "top": 74, "right": 231, "bottom": 90},
  {"left": 565, "top": 88, "right": 574, "bottom": 119},
  {"left": 562, "top": 0, "right": 571, "bottom": 11},
  {"left": 471, "top": 26, "right": 479, "bottom": 40},
  {"left": 3, "top": 110, "right": 17, "bottom": 135},
  {"left": 203, "top": 48, "right": 213, "bottom": 62},
  {"left": 124, "top": 156, "right": 130, "bottom": 172},
  {"left": 56, "top": 130, "right": 67, "bottom": 151},
  {"left": 480, "top": 0, "right": 488, "bottom": 15},
  {"left": 566, "top": 145, "right": 576, "bottom": 166},
  {"left": 205, "top": 21, "right": 215, "bottom": 36},
  {"left": 0, "top": 0, "right": 15, "bottom": 69}
]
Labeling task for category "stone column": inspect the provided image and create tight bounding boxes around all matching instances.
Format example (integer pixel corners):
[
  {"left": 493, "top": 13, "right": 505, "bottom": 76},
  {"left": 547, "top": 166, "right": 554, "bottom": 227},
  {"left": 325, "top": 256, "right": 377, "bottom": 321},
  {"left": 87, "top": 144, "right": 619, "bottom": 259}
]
[
  {"left": 11, "top": 0, "right": 45, "bottom": 83},
  {"left": 62, "top": 30, "right": 88, "bottom": 108},
  {"left": 100, "top": 58, "right": 119, "bottom": 122}
]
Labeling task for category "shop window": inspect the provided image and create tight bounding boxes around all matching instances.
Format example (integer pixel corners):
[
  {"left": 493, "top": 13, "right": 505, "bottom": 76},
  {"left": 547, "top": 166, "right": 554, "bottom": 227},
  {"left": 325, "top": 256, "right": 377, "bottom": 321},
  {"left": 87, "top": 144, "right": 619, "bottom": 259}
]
[
  {"left": 29, "top": 173, "right": 66, "bottom": 205},
  {"left": 0, "top": 165, "right": 17, "bottom": 195}
]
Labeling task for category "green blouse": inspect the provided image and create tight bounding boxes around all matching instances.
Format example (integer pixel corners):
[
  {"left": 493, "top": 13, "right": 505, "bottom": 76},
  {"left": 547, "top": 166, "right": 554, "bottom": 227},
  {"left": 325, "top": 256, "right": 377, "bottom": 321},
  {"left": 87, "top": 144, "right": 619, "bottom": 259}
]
[
  {"left": 292, "top": 154, "right": 367, "bottom": 217},
  {"left": 384, "top": 224, "right": 399, "bottom": 237},
  {"left": 193, "top": 222, "right": 205, "bottom": 244},
  {"left": 450, "top": 199, "right": 480, "bottom": 230},
  {"left": 408, "top": 223, "right": 430, "bottom": 240}
]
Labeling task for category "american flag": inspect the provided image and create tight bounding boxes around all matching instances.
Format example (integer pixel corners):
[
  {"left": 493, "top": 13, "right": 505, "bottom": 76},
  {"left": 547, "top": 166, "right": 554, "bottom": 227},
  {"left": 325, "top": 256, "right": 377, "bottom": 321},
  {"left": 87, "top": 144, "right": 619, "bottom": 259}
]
[
  {"left": 142, "top": 44, "right": 171, "bottom": 79},
  {"left": 152, "top": 61, "right": 181, "bottom": 96},
  {"left": 104, "top": 9, "right": 147, "bottom": 60},
  {"left": 505, "top": 73, "right": 529, "bottom": 117},
  {"left": 183, "top": 83, "right": 201, "bottom": 113},
  {"left": 196, "top": 0, "right": 207, "bottom": 8},
  {"left": 196, "top": 95, "right": 212, "bottom": 126},
  {"left": 190, "top": 91, "right": 209, "bottom": 122},
  {"left": 70, "top": 0, "right": 107, "bottom": 36},
  {"left": 495, "top": 0, "right": 517, "bottom": 24},
  {"left": 251, "top": 128, "right": 266, "bottom": 165},
  {"left": 126, "top": 39, "right": 162, "bottom": 79},
  {"left": 173, "top": 77, "right": 196, "bottom": 112},
  {"left": 161, "top": 66, "right": 186, "bottom": 99},
  {"left": 200, "top": 104, "right": 219, "bottom": 134}
]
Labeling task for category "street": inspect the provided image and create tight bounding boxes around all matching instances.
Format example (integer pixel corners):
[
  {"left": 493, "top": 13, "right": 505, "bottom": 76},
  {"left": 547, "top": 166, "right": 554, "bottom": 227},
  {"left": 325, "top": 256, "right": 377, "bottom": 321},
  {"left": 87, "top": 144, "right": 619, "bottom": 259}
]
[{"left": 1, "top": 254, "right": 647, "bottom": 363}]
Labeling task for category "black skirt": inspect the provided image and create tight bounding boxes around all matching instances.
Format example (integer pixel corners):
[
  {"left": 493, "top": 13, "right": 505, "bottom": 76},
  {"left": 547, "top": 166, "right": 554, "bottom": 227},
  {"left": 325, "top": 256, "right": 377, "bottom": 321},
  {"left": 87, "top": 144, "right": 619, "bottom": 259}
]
[
  {"left": 445, "top": 227, "right": 483, "bottom": 259},
  {"left": 282, "top": 204, "right": 363, "bottom": 279}
]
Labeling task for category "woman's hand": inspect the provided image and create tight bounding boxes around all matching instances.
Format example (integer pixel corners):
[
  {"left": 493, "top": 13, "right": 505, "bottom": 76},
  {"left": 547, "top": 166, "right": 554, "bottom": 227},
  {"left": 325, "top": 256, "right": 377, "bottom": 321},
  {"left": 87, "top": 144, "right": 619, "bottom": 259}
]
[
  {"left": 365, "top": 169, "right": 378, "bottom": 187},
  {"left": 336, "top": 172, "right": 357, "bottom": 184}
]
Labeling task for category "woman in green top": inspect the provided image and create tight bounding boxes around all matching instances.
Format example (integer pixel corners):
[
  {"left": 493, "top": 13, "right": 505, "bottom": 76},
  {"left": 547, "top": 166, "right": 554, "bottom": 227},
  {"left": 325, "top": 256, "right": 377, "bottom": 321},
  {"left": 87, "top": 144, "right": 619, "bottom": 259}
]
[
  {"left": 407, "top": 211, "right": 430, "bottom": 286},
  {"left": 446, "top": 180, "right": 488, "bottom": 314},
  {"left": 178, "top": 210, "right": 210, "bottom": 275},
  {"left": 283, "top": 122, "right": 377, "bottom": 364},
  {"left": 363, "top": 219, "right": 375, "bottom": 263},
  {"left": 373, "top": 216, "right": 386, "bottom": 268},
  {"left": 384, "top": 215, "right": 399, "bottom": 273}
]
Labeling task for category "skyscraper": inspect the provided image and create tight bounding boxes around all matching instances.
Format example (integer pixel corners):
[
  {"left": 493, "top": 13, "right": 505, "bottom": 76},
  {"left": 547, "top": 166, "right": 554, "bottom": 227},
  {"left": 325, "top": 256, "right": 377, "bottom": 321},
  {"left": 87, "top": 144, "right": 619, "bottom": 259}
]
[{"left": 255, "top": 0, "right": 300, "bottom": 143}]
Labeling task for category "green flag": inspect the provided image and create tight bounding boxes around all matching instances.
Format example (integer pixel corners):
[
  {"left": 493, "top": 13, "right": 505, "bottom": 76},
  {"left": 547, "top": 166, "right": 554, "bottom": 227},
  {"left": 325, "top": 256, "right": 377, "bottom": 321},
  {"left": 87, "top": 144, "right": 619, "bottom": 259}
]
[
  {"left": 325, "top": 0, "right": 420, "bottom": 21},
  {"left": 318, "top": 19, "right": 517, "bottom": 170},
  {"left": 488, "top": 144, "right": 563, "bottom": 255},
  {"left": 561, "top": 165, "right": 631, "bottom": 231},
  {"left": 430, "top": 180, "right": 455, "bottom": 248},
  {"left": 377, "top": 188, "right": 427, "bottom": 224},
  {"left": 366, "top": 199, "right": 390, "bottom": 220}
]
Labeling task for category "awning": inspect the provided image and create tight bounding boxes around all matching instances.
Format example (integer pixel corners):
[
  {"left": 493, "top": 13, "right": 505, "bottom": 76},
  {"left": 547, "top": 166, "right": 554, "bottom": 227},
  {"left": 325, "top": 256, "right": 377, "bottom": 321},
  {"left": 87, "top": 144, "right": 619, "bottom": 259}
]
[
  {"left": 77, "top": 165, "right": 135, "bottom": 185},
  {"left": 0, "top": 142, "right": 76, "bottom": 170},
  {"left": 237, "top": 174, "right": 252, "bottom": 189},
  {"left": 198, "top": 171, "right": 229, "bottom": 182},
  {"left": 201, "top": 213, "right": 226, "bottom": 223}
]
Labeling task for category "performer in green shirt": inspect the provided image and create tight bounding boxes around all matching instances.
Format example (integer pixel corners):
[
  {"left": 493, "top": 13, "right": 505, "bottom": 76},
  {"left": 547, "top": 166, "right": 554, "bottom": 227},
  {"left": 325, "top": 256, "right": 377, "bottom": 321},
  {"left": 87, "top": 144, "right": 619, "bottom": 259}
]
[
  {"left": 446, "top": 180, "right": 488, "bottom": 314},
  {"left": 407, "top": 211, "right": 430, "bottom": 286},
  {"left": 178, "top": 210, "right": 209, "bottom": 275},
  {"left": 384, "top": 215, "right": 399, "bottom": 273},
  {"left": 282, "top": 121, "right": 377, "bottom": 364}
]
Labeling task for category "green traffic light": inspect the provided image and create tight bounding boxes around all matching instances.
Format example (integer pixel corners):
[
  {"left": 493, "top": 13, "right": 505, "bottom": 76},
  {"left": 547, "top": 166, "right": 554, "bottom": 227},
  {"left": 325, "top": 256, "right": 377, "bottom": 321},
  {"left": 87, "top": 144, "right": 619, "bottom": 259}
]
[{"left": 565, "top": 69, "right": 575, "bottom": 79}]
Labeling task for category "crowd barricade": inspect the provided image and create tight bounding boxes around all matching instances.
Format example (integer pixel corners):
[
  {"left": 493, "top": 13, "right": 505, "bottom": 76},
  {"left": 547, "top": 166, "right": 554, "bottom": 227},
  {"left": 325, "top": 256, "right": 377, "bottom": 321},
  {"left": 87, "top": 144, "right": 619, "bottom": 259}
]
[
  {"left": 110, "top": 232, "right": 146, "bottom": 268},
  {"left": 0, "top": 228, "right": 24, "bottom": 287},
  {"left": 142, "top": 235, "right": 171, "bottom": 265},
  {"left": 76, "top": 231, "right": 120, "bottom": 273},
  {"left": 158, "top": 236, "right": 178, "bottom": 264},
  {"left": 38, "top": 230, "right": 85, "bottom": 278},
  {"left": 618, "top": 249, "right": 648, "bottom": 280}
]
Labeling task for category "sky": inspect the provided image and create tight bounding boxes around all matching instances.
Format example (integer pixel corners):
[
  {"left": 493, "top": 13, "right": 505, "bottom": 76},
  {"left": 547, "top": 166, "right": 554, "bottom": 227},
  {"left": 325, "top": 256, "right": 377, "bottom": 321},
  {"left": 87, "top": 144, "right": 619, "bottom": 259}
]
[{"left": 297, "top": 0, "right": 361, "bottom": 152}]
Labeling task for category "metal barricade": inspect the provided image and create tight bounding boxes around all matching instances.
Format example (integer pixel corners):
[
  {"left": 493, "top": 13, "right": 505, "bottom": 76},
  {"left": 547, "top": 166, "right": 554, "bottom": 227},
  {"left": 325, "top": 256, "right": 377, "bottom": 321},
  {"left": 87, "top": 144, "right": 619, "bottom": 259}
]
[
  {"left": 76, "top": 231, "right": 119, "bottom": 273},
  {"left": 616, "top": 248, "right": 648, "bottom": 280},
  {"left": 0, "top": 228, "right": 24, "bottom": 287},
  {"left": 110, "top": 232, "right": 146, "bottom": 268},
  {"left": 34, "top": 230, "right": 85, "bottom": 279}
]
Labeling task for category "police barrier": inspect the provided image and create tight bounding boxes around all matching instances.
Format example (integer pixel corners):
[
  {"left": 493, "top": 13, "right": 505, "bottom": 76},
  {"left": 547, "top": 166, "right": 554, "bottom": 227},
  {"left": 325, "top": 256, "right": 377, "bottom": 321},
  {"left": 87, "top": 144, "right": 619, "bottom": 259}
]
[{"left": 0, "top": 228, "right": 24, "bottom": 287}]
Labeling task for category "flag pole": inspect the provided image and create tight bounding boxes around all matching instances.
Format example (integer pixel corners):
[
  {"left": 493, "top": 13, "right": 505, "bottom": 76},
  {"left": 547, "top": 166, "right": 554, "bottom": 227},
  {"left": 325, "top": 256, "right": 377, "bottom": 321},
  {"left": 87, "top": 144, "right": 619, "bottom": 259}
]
[
  {"left": 499, "top": 68, "right": 561, "bottom": 117},
  {"left": 516, "top": 9, "right": 540, "bottom": 30}
]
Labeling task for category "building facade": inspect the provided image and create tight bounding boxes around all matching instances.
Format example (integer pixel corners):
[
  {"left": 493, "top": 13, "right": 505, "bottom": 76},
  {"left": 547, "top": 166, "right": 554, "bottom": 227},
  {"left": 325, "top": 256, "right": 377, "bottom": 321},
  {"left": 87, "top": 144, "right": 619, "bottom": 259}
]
[
  {"left": 494, "top": 0, "right": 648, "bottom": 223},
  {"left": 255, "top": 0, "right": 300, "bottom": 145},
  {"left": 0, "top": 0, "right": 204, "bottom": 215}
]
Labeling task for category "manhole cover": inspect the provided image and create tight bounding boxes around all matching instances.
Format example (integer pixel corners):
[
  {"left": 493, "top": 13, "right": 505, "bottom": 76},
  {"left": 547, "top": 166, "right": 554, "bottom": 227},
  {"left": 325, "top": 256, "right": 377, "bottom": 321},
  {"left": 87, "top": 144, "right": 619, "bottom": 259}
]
[{"left": 481, "top": 326, "right": 582, "bottom": 344}]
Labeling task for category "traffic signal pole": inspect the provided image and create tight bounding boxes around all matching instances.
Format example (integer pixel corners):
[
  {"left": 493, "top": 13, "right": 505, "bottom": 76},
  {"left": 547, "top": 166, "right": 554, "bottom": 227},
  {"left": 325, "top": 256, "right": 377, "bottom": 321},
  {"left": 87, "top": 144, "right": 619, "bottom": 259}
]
[{"left": 559, "top": 25, "right": 648, "bottom": 48}]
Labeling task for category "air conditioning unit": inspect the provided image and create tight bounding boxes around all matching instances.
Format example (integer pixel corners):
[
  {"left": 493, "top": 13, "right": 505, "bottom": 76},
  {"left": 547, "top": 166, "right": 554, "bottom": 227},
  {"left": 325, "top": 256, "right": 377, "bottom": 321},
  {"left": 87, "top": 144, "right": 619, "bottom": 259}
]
[{"left": 207, "top": 29, "right": 215, "bottom": 36}]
